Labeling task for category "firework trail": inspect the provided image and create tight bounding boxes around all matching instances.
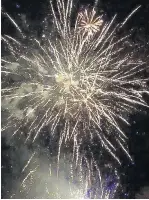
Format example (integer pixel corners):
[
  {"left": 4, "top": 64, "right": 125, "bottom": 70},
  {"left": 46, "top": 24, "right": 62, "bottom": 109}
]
[
  {"left": 1, "top": 0, "right": 149, "bottom": 164},
  {"left": 7, "top": 147, "right": 120, "bottom": 199},
  {"left": 2, "top": 128, "right": 120, "bottom": 199}
]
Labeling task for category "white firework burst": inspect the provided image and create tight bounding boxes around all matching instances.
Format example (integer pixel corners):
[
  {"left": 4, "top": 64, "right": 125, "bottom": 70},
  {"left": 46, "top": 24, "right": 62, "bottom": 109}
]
[
  {"left": 77, "top": 7, "right": 103, "bottom": 38},
  {"left": 1, "top": 0, "right": 149, "bottom": 164}
]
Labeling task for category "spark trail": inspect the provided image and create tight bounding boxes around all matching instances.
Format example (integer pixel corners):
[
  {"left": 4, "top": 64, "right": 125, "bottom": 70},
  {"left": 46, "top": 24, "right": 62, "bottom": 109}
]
[
  {"left": 9, "top": 151, "right": 120, "bottom": 199},
  {"left": 1, "top": 0, "right": 149, "bottom": 164}
]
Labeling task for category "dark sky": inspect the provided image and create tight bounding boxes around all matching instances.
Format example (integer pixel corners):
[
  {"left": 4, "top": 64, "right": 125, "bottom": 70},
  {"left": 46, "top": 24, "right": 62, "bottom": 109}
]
[{"left": 2, "top": 0, "right": 149, "bottom": 33}]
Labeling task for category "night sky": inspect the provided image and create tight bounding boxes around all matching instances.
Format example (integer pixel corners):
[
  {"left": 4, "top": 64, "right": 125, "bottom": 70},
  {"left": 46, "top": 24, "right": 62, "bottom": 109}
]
[{"left": 1, "top": 0, "right": 149, "bottom": 198}]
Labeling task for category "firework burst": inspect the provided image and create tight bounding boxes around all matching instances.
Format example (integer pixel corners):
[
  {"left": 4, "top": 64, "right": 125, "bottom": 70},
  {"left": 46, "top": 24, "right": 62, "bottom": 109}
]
[
  {"left": 2, "top": 0, "right": 149, "bottom": 164},
  {"left": 77, "top": 7, "right": 103, "bottom": 38}
]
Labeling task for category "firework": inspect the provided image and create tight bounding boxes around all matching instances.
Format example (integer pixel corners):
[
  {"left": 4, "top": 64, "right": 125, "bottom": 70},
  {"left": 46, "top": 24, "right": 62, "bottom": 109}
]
[
  {"left": 2, "top": 129, "right": 120, "bottom": 199},
  {"left": 8, "top": 149, "right": 120, "bottom": 199},
  {"left": 77, "top": 7, "right": 103, "bottom": 38},
  {"left": 2, "top": 0, "right": 148, "bottom": 164}
]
